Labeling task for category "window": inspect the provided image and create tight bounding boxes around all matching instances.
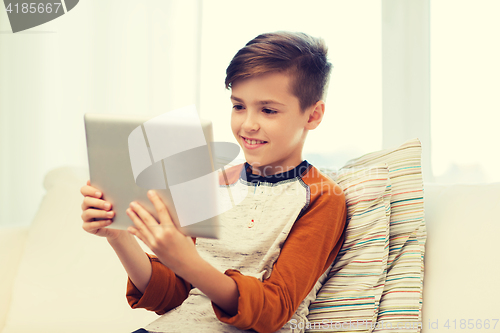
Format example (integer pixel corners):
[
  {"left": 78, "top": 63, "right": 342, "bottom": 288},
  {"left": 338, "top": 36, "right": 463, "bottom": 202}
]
[{"left": 431, "top": 0, "right": 500, "bottom": 183}]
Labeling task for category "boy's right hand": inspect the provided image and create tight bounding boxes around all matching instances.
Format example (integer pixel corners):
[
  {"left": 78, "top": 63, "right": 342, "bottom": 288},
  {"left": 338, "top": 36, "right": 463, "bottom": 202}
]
[{"left": 80, "top": 180, "right": 124, "bottom": 240}]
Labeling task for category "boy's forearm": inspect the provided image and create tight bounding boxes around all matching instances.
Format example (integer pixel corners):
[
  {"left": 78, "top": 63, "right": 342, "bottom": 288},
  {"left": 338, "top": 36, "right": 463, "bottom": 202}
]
[
  {"left": 109, "top": 233, "right": 238, "bottom": 315},
  {"left": 180, "top": 257, "right": 239, "bottom": 317},
  {"left": 107, "top": 232, "right": 152, "bottom": 294}
]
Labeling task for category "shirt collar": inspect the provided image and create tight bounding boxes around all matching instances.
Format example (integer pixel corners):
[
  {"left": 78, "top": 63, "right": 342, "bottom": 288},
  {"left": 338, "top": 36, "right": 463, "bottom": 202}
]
[{"left": 241, "top": 160, "right": 311, "bottom": 184}]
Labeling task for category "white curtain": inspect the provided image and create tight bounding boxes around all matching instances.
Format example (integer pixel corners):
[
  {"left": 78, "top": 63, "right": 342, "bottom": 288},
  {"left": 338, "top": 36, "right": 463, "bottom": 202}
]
[
  {"left": 0, "top": 0, "right": 202, "bottom": 227},
  {"left": 381, "top": 0, "right": 433, "bottom": 182}
]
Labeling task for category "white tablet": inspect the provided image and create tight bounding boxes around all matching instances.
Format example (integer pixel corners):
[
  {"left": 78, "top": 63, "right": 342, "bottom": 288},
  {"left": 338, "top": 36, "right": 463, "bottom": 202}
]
[{"left": 84, "top": 106, "right": 223, "bottom": 239}]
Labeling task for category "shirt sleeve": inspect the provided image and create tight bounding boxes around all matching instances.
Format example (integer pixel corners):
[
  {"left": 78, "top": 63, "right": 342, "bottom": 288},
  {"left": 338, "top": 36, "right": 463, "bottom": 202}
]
[
  {"left": 126, "top": 253, "right": 193, "bottom": 315},
  {"left": 211, "top": 180, "right": 347, "bottom": 332}
]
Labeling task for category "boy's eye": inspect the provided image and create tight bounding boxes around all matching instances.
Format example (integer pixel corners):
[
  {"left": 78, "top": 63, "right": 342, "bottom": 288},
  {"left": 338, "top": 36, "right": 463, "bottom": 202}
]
[
  {"left": 263, "top": 108, "right": 277, "bottom": 114},
  {"left": 232, "top": 105, "right": 244, "bottom": 111}
]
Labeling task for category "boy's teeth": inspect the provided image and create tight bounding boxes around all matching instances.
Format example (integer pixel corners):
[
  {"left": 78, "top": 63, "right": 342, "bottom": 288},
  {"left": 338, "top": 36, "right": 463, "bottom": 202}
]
[{"left": 245, "top": 138, "right": 265, "bottom": 144}]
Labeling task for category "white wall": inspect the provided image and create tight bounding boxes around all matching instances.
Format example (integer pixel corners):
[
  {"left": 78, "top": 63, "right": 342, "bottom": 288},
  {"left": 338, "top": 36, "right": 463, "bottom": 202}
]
[
  {"left": 0, "top": 0, "right": 201, "bottom": 227},
  {"left": 2, "top": 0, "right": 498, "bottom": 227}
]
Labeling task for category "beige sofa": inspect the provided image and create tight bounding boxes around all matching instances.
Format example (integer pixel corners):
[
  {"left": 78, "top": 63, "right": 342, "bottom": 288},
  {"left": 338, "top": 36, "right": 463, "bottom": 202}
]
[{"left": 1, "top": 167, "right": 499, "bottom": 333}]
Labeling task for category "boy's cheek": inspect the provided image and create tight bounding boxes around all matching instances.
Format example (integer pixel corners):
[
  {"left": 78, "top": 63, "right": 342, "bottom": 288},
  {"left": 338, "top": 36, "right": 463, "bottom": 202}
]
[{"left": 230, "top": 124, "right": 240, "bottom": 140}]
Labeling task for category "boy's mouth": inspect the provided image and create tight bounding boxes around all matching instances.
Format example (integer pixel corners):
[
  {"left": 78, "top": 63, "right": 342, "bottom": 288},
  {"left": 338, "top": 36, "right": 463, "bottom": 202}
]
[
  {"left": 241, "top": 136, "right": 268, "bottom": 149},
  {"left": 242, "top": 136, "right": 267, "bottom": 144}
]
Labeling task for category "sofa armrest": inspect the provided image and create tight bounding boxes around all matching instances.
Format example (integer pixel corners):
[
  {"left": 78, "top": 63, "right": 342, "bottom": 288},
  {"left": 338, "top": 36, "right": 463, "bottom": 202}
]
[{"left": 0, "top": 226, "right": 30, "bottom": 332}]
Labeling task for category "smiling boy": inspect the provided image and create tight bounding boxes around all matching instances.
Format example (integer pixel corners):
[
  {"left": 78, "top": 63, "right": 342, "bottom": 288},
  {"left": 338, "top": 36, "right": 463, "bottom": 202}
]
[
  {"left": 80, "top": 31, "right": 346, "bottom": 333},
  {"left": 231, "top": 72, "right": 314, "bottom": 176}
]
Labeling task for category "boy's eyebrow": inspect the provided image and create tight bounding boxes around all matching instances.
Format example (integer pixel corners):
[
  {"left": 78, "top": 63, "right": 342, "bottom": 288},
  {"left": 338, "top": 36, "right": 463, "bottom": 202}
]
[
  {"left": 230, "top": 95, "right": 285, "bottom": 106},
  {"left": 230, "top": 95, "right": 244, "bottom": 103}
]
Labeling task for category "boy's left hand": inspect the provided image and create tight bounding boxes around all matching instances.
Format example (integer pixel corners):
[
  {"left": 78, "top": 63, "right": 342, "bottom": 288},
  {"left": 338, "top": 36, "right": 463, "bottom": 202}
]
[{"left": 126, "top": 190, "right": 200, "bottom": 276}]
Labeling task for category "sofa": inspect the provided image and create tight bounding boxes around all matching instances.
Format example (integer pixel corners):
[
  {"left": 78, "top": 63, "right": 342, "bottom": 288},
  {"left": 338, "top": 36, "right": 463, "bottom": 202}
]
[{"left": 1, "top": 165, "right": 499, "bottom": 333}]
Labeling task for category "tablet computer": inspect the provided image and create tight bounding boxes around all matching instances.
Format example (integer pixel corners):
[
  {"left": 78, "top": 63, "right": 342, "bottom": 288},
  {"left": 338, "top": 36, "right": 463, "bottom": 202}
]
[{"left": 84, "top": 107, "right": 221, "bottom": 239}]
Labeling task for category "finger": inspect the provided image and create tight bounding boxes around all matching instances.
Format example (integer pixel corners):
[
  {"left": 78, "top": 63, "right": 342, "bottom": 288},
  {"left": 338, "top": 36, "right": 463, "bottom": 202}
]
[
  {"left": 82, "top": 219, "right": 112, "bottom": 234},
  {"left": 129, "top": 201, "right": 160, "bottom": 229},
  {"left": 81, "top": 185, "right": 103, "bottom": 198},
  {"left": 82, "top": 197, "right": 112, "bottom": 211},
  {"left": 87, "top": 180, "right": 91, "bottom": 186},
  {"left": 126, "top": 207, "right": 155, "bottom": 246},
  {"left": 81, "top": 208, "right": 114, "bottom": 222},
  {"left": 127, "top": 226, "right": 145, "bottom": 243},
  {"left": 147, "top": 190, "right": 174, "bottom": 227}
]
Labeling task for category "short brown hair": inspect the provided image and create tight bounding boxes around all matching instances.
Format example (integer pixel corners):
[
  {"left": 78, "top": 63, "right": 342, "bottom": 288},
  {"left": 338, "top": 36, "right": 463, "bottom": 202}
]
[{"left": 225, "top": 31, "right": 332, "bottom": 111}]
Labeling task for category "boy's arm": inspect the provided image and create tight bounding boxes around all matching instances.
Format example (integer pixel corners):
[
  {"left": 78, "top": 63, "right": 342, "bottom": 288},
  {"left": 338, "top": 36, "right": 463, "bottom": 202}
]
[
  {"left": 107, "top": 232, "right": 152, "bottom": 293},
  {"left": 125, "top": 252, "right": 193, "bottom": 315},
  {"left": 125, "top": 192, "right": 239, "bottom": 316},
  {"left": 81, "top": 182, "right": 193, "bottom": 314},
  {"left": 109, "top": 232, "right": 192, "bottom": 315},
  {"left": 211, "top": 186, "right": 347, "bottom": 332}
]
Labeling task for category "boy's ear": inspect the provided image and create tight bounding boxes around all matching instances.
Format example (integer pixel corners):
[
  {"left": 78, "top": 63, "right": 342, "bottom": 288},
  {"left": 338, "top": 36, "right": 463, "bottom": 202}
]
[{"left": 305, "top": 100, "right": 325, "bottom": 130}]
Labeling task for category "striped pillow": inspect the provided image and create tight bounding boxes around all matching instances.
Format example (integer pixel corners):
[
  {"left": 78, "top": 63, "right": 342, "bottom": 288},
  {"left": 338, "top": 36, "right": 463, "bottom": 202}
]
[
  {"left": 307, "top": 164, "right": 392, "bottom": 332},
  {"left": 331, "top": 138, "right": 425, "bottom": 332}
]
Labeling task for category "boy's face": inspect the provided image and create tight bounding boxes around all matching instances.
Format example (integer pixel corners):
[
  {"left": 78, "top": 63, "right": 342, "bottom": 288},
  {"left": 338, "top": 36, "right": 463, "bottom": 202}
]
[{"left": 230, "top": 72, "right": 322, "bottom": 176}]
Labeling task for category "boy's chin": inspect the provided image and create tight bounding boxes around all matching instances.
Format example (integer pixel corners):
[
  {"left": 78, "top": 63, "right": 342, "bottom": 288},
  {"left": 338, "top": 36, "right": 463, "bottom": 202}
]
[
  {"left": 245, "top": 159, "right": 260, "bottom": 168},
  {"left": 243, "top": 158, "right": 261, "bottom": 169},
  {"left": 245, "top": 160, "right": 273, "bottom": 173}
]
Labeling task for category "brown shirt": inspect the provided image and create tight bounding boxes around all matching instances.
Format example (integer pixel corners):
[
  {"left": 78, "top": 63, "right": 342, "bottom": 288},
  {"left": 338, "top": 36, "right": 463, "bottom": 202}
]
[{"left": 126, "top": 161, "right": 346, "bottom": 332}]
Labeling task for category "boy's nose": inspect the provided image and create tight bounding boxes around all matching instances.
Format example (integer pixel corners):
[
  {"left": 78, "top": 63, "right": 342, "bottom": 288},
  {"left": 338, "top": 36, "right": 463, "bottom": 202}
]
[{"left": 241, "top": 114, "right": 259, "bottom": 132}]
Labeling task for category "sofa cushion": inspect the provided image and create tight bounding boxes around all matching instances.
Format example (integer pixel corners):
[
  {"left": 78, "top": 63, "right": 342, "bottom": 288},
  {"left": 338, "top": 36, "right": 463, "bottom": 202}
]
[
  {"left": 307, "top": 165, "right": 391, "bottom": 330},
  {"left": 338, "top": 138, "right": 426, "bottom": 332},
  {"left": 2, "top": 167, "right": 158, "bottom": 333},
  {"left": 421, "top": 182, "right": 500, "bottom": 333},
  {"left": 309, "top": 138, "right": 426, "bottom": 332},
  {"left": 0, "top": 226, "right": 29, "bottom": 332}
]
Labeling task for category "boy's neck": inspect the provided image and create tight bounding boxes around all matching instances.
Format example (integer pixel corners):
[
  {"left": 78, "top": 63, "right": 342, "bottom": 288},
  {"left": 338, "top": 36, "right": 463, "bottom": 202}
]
[{"left": 246, "top": 160, "right": 306, "bottom": 177}]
